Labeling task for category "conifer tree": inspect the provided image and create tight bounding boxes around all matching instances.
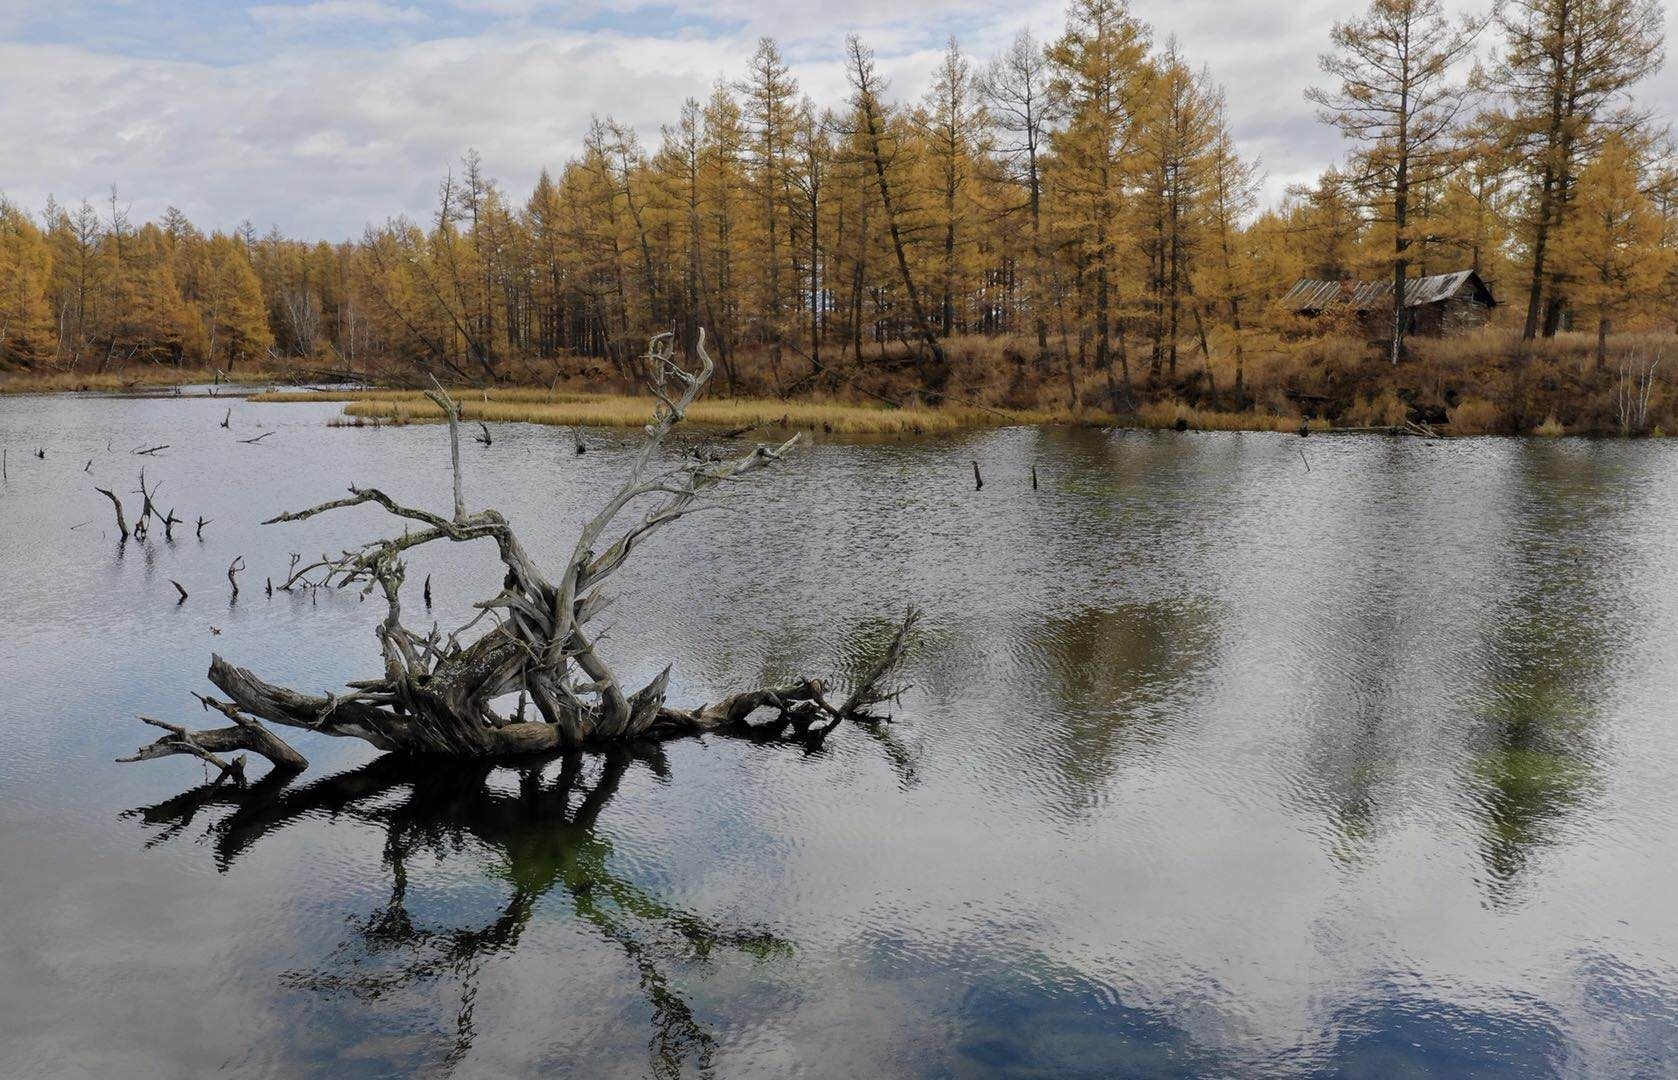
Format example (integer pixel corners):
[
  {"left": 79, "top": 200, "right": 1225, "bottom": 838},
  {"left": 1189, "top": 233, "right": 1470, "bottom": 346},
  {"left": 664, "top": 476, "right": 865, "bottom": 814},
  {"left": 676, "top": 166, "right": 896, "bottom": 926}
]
[
  {"left": 1486, "top": 0, "right": 1664, "bottom": 339},
  {"left": 0, "top": 199, "right": 56, "bottom": 366},
  {"left": 1554, "top": 133, "right": 1673, "bottom": 365},
  {"left": 980, "top": 30, "right": 1059, "bottom": 362},
  {"left": 1047, "top": 0, "right": 1152, "bottom": 405},
  {"left": 1308, "top": 0, "right": 1483, "bottom": 364}
]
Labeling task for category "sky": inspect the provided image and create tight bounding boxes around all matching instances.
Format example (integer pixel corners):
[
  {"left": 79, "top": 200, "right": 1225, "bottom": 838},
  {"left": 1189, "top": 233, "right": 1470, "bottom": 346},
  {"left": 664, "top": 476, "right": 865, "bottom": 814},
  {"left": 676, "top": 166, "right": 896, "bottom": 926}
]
[{"left": 0, "top": 0, "right": 1675, "bottom": 240}]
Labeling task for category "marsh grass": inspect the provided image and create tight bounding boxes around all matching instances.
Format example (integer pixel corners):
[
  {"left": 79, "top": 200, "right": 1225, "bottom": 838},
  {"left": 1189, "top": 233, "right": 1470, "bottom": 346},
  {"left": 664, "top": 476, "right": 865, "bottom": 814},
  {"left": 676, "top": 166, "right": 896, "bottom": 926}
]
[{"left": 264, "top": 387, "right": 1077, "bottom": 434}]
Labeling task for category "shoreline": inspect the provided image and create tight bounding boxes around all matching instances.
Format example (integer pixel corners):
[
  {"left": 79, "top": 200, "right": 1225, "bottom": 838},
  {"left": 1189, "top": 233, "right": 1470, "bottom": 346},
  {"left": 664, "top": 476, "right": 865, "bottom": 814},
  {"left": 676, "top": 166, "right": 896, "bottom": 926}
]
[{"left": 0, "top": 369, "right": 1645, "bottom": 438}]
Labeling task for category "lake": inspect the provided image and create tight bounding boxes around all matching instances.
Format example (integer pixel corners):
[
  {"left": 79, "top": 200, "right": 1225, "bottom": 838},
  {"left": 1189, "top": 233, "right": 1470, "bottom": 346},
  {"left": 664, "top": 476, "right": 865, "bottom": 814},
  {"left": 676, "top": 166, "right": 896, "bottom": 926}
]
[{"left": 2, "top": 391, "right": 1676, "bottom": 1078}]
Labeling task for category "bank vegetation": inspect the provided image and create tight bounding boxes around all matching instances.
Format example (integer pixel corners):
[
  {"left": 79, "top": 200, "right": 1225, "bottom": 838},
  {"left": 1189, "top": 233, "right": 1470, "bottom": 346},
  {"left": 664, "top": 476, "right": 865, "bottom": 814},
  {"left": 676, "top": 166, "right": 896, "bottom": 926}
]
[{"left": 2, "top": 0, "right": 1675, "bottom": 435}]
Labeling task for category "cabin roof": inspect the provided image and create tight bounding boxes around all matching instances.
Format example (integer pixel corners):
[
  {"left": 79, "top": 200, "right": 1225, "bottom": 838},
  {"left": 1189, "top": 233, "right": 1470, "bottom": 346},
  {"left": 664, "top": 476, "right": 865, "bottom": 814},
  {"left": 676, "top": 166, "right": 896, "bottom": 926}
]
[{"left": 1283, "top": 270, "right": 1497, "bottom": 313}]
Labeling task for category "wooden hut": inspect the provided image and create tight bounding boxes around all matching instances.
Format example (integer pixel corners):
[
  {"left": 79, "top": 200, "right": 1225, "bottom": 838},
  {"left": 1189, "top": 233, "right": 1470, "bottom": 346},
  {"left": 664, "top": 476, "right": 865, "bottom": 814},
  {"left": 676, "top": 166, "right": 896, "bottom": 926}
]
[{"left": 1281, "top": 270, "right": 1497, "bottom": 336}]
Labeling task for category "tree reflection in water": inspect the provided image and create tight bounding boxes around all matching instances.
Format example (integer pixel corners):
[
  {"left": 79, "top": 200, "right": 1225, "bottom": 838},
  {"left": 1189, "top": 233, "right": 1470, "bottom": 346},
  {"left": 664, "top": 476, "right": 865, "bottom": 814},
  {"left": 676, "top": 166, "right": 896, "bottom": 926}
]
[{"left": 126, "top": 748, "right": 792, "bottom": 1077}]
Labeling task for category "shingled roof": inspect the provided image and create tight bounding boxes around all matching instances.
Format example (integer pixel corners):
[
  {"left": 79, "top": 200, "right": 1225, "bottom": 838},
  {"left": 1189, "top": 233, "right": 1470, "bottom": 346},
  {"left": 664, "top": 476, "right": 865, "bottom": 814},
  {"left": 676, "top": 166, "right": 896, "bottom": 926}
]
[{"left": 1282, "top": 270, "right": 1497, "bottom": 314}]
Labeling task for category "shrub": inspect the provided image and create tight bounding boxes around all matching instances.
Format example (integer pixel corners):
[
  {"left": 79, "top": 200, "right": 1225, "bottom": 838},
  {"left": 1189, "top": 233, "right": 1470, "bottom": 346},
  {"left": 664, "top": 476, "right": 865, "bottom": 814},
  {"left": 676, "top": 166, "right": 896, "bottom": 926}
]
[
  {"left": 1447, "top": 397, "right": 1505, "bottom": 435},
  {"left": 1345, "top": 389, "right": 1409, "bottom": 427}
]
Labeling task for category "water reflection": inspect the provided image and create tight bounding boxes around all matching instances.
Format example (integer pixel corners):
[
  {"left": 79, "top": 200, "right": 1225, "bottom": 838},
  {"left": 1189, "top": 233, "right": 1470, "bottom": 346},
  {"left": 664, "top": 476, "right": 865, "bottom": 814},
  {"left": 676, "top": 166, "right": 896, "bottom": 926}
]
[
  {"left": 1464, "top": 448, "right": 1621, "bottom": 902},
  {"left": 128, "top": 750, "right": 790, "bottom": 1077},
  {"left": 1020, "top": 602, "right": 1214, "bottom": 815},
  {"left": 7, "top": 394, "right": 1678, "bottom": 1077}
]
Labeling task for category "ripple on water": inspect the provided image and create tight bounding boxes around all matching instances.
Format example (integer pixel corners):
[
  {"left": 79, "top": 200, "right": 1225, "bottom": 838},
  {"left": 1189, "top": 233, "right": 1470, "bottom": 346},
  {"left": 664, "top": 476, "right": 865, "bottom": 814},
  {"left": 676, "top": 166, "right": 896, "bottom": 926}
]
[{"left": 4, "top": 400, "right": 1678, "bottom": 1076}]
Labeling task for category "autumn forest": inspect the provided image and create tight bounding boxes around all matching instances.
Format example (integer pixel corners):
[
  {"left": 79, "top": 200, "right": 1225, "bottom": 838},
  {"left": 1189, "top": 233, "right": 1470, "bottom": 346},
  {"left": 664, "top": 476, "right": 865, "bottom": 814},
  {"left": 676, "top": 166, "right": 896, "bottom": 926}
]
[{"left": 1, "top": 0, "right": 1672, "bottom": 432}]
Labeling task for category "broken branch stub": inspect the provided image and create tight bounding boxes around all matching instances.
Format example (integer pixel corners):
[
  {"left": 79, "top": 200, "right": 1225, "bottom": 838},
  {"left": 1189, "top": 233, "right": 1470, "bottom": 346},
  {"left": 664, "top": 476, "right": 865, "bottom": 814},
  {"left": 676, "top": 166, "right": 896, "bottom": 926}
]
[{"left": 127, "top": 331, "right": 918, "bottom": 776}]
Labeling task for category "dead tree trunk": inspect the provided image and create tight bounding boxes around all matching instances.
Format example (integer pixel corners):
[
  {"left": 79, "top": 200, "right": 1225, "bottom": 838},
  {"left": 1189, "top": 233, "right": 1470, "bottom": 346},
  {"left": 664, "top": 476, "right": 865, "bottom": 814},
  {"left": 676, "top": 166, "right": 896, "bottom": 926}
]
[{"left": 126, "top": 331, "right": 918, "bottom": 778}]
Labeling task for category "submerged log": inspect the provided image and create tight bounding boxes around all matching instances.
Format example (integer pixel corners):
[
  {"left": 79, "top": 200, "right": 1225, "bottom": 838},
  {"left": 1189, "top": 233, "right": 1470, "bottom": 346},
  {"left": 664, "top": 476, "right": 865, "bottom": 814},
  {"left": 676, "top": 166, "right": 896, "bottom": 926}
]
[{"left": 126, "top": 331, "right": 919, "bottom": 778}]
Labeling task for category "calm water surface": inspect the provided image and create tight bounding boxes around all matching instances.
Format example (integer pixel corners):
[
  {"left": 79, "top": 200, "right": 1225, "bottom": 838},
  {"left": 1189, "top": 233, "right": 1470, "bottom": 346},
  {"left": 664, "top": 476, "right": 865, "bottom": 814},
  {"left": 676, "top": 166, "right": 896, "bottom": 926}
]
[{"left": 2, "top": 392, "right": 1676, "bottom": 1078}]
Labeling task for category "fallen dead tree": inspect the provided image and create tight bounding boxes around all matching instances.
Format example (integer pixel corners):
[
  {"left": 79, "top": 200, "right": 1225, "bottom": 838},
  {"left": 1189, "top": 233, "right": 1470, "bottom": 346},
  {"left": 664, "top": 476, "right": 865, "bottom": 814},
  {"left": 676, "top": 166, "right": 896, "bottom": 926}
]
[{"left": 125, "top": 331, "right": 918, "bottom": 778}]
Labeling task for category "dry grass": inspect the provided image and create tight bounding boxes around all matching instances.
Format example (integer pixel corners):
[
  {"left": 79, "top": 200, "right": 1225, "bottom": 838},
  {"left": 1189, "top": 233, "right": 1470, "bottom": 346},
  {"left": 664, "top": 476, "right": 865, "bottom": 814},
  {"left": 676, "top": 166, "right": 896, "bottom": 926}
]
[
  {"left": 326, "top": 414, "right": 414, "bottom": 428},
  {"left": 0, "top": 366, "right": 286, "bottom": 395},
  {"left": 1446, "top": 397, "right": 1504, "bottom": 435},
  {"left": 22, "top": 320, "right": 1678, "bottom": 437},
  {"left": 253, "top": 386, "right": 609, "bottom": 405},
  {"left": 1212, "top": 322, "right": 1678, "bottom": 435},
  {"left": 1135, "top": 400, "right": 1328, "bottom": 433},
  {"left": 1532, "top": 414, "right": 1567, "bottom": 437},
  {"left": 1343, "top": 389, "right": 1413, "bottom": 428},
  {"left": 266, "top": 387, "right": 1078, "bottom": 434}
]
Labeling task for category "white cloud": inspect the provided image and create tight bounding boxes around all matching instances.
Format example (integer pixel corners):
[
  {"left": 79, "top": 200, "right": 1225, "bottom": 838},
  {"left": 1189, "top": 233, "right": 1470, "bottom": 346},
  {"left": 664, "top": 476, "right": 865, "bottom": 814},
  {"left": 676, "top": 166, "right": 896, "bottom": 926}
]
[
  {"left": 249, "top": 1, "right": 429, "bottom": 29},
  {"left": 0, "top": 0, "right": 1673, "bottom": 238}
]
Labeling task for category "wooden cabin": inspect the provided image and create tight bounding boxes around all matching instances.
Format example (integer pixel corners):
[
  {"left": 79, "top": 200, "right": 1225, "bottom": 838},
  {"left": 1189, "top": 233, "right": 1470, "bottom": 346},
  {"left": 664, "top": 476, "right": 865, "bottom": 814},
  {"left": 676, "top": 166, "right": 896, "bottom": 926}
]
[{"left": 1281, "top": 270, "right": 1497, "bottom": 336}]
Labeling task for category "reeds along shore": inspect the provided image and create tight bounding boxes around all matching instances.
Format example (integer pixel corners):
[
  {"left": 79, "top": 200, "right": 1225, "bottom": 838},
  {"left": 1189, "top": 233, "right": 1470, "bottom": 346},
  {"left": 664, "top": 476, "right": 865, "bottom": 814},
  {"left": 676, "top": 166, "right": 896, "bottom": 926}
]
[{"left": 7, "top": 326, "right": 1677, "bottom": 436}]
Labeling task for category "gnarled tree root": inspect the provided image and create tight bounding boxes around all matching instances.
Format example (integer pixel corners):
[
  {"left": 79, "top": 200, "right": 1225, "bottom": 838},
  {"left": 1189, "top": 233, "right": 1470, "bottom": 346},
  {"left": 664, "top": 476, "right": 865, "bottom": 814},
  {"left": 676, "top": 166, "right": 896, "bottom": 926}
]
[
  {"left": 123, "top": 332, "right": 919, "bottom": 783},
  {"left": 125, "top": 607, "right": 919, "bottom": 781}
]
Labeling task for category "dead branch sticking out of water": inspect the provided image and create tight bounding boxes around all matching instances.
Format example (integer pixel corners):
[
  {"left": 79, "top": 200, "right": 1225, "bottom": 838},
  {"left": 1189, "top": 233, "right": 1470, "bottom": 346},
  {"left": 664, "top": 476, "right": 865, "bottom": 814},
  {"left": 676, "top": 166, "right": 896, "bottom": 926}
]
[
  {"left": 95, "top": 487, "right": 130, "bottom": 539},
  {"left": 125, "top": 331, "right": 919, "bottom": 778}
]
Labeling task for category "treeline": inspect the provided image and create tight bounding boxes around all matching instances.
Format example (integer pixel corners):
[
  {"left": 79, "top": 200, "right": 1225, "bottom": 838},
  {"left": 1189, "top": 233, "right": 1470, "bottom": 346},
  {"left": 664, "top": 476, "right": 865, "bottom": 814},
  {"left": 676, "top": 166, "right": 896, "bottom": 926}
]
[{"left": 0, "top": 0, "right": 1672, "bottom": 398}]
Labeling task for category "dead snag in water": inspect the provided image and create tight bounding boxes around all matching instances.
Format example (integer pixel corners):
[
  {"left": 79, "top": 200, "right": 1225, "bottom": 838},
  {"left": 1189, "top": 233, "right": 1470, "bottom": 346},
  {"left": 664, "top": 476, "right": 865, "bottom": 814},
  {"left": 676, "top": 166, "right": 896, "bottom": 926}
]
[
  {"left": 221, "top": 408, "right": 231, "bottom": 429},
  {"left": 95, "top": 487, "right": 130, "bottom": 540},
  {"left": 972, "top": 461, "right": 983, "bottom": 490},
  {"left": 134, "top": 444, "right": 169, "bottom": 456},
  {"left": 1031, "top": 465, "right": 1038, "bottom": 490},
  {"left": 171, "top": 580, "right": 189, "bottom": 604},
  {"left": 132, "top": 469, "right": 162, "bottom": 538},
  {"left": 162, "top": 508, "right": 182, "bottom": 541},
  {"left": 228, "top": 557, "right": 246, "bottom": 600},
  {"left": 423, "top": 574, "right": 432, "bottom": 608},
  {"left": 238, "top": 432, "right": 273, "bottom": 444},
  {"left": 125, "top": 331, "right": 919, "bottom": 777},
  {"left": 196, "top": 516, "right": 211, "bottom": 539},
  {"left": 475, "top": 422, "right": 492, "bottom": 446}
]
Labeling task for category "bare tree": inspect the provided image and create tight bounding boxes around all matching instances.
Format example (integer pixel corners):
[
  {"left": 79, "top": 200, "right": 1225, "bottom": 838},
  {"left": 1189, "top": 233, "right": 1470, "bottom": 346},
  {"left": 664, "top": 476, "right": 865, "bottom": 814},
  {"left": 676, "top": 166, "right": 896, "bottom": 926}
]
[
  {"left": 980, "top": 30, "right": 1059, "bottom": 363},
  {"left": 1615, "top": 351, "right": 1662, "bottom": 433},
  {"left": 279, "top": 286, "right": 323, "bottom": 358},
  {"left": 124, "top": 331, "right": 917, "bottom": 779}
]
